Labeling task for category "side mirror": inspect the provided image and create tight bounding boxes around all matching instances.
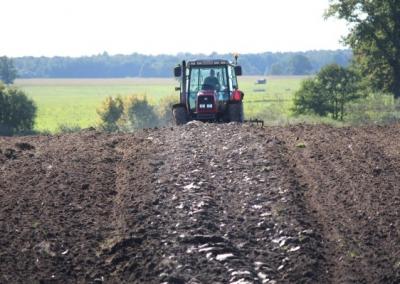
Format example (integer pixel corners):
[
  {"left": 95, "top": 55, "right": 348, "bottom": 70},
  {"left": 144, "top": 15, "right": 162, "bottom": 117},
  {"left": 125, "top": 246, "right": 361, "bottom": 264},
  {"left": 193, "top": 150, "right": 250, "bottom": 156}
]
[
  {"left": 174, "top": 66, "right": 182, "bottom": 77},
  {"left": 234, "top": 66, "right": 242, "bottom": 76}
]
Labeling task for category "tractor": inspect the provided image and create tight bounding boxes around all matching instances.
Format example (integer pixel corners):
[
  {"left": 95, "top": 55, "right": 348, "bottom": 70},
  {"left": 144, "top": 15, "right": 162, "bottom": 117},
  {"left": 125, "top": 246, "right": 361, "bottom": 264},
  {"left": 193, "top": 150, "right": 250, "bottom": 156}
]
[{"left": 172, "top": 57, "right": 244, "bottom": 125}]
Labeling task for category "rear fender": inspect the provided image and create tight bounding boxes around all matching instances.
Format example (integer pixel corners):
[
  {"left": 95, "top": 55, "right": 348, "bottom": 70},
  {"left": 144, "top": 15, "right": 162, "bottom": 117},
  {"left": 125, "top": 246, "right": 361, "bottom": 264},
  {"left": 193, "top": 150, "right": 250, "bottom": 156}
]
[
  {"left": 231, "top": 90, "right": 244, "bottom": 101},
  {"left": 172, "top": 103, "right": 186, "bottom": 110}
]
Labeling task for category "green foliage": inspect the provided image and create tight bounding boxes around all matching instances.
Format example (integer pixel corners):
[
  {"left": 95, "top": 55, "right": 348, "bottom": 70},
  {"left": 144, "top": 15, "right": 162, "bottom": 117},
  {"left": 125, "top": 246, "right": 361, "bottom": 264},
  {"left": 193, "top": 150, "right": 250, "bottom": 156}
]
[
  {"left": 326, "top": 0, "right": 400, "bottom": 98},
  {"left": 122, "top": 95, "right": 159, "bottom": 130},
  {"left": 293, "top": 79, "right": 332, "bottom": 116},
  {"left": 96, "top": 94, "right": 160, "bottom": 132},
  {"left": 269, "top": 63, "right": 285, "bottom": 75},
  {"left": 296, "top": 142, "right": 306, "bottom": 148},
  {"left": 13, "top": 51, "right": 352, "bottom": 78},
  {"left": 96, "top": 96, "right": 124, "bottom": 131},
  {"left": 56, "top": 124, "right": 82, "bottom": 134},
  {"left": 0, "top": 84, "right": 37, "bottom": 135},
  {"left": 156, "top": 95, "right": 179, "bottom": 126},
  {"left": 318, "top": 64, "right": 361, "bottom": 120},
  {"left": 0, "top": 56, "right": 17, "bottom": 85},
  {"left": 288, "top": 55, "right": 312, "bottom": 75},
  {"left": 293, "top": 64, "right": 360, "bottom": 120},
  {"left": 268, "top": 52, "right": 337, "bottom": 75},
  {"left": 345, "top": 92, "right": 400, "bottom": 125}
]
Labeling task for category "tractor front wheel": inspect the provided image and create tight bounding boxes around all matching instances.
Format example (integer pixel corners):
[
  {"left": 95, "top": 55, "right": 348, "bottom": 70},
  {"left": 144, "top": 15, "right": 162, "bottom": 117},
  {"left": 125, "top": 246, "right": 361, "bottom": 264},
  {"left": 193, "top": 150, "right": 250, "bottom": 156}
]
[
  {"left": 228, "top": 101, "right": 244, "bottom": 123},
  {"left": 172, "top": 104, "right": 188, "bottom": 125}
]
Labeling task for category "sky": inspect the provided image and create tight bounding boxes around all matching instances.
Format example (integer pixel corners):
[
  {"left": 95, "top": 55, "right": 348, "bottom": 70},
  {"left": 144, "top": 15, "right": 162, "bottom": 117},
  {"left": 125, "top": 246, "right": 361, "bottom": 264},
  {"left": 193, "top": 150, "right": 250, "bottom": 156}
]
[{"left": 0, "top": 0, "right": 349, "bottom": 57}]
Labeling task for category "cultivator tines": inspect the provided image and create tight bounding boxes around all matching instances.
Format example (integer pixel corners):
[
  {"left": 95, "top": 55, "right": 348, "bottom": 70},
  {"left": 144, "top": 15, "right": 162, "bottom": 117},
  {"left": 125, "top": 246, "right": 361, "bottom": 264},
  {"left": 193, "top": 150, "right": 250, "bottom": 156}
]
[{"left": 244, "top": 119, "right": 264, "bottom": 127}]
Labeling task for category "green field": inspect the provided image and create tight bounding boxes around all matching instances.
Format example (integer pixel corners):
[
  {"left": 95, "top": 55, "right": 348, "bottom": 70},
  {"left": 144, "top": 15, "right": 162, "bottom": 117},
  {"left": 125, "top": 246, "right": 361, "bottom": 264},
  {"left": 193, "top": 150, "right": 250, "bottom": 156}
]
[{"left": 15, "top": 76, "right": 307, "bottom": 132}]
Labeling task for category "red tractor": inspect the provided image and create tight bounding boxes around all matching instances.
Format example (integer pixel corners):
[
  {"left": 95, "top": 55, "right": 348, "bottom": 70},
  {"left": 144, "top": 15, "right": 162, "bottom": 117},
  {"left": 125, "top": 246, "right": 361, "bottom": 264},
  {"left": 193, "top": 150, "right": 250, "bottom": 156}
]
[{"left": 172, "top": 57, "right": 244, "bottom": 125}]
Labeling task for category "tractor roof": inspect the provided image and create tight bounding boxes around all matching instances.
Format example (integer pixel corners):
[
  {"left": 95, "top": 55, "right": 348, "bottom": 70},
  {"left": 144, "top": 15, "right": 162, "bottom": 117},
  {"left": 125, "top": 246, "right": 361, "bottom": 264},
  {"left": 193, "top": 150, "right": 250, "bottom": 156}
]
[{"left": 187, "top": 59, "right": 232, "bottom": 67}]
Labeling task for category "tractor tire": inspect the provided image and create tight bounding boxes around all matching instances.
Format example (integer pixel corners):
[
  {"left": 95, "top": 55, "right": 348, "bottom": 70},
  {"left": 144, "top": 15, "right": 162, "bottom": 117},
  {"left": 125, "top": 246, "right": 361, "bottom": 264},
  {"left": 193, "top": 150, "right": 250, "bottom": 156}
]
[
  {"left": 172, "top": 104, "right": 188, "bottom": 125},
  {"left": 228, "top": 101, "right": 244, "bottom": 123}
]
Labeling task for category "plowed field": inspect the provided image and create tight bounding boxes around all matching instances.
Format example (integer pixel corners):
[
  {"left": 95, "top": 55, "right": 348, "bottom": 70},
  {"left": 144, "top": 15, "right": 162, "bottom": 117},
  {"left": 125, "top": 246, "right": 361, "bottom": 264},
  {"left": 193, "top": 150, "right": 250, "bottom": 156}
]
[{"left": 1, "top": 123, "right": 400, "bottom": 283}]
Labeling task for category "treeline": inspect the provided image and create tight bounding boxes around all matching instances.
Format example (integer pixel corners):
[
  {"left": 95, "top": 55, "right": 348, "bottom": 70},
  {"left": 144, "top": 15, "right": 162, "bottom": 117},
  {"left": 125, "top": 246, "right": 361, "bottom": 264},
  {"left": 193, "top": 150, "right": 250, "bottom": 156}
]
[{"left": 13, "top": 50, "right": 352, "bottom": 78}]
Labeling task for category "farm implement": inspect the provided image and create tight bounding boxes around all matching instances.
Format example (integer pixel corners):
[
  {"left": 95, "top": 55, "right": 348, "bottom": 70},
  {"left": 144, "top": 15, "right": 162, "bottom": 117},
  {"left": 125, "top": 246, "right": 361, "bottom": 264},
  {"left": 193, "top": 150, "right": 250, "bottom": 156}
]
[{"left": 172, "top": 56, "right": 263, "bottom": 126}]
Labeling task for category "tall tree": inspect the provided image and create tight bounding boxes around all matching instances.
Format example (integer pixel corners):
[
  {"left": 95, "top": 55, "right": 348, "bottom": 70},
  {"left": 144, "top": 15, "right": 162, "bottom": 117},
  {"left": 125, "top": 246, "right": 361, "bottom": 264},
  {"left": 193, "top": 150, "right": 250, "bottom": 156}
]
[
  {"left": 293, "top": 64, "right": 360, "bottom": 120},
  {"left": 0, "top": 56, "right": 17, "bottom": 85},
  {"left": 326, "top": 0, "right": 400, "bottom": 98},
  {"left": 288, "top": 54, "right": 312, "bottom": 75}
]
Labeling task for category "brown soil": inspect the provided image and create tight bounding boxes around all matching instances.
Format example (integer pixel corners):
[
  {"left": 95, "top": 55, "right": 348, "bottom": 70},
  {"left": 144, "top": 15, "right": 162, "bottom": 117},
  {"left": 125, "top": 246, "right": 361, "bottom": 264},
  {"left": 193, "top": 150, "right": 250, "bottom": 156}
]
[{"left": 1, "top": 123, "right": 400, "bottom": 283}]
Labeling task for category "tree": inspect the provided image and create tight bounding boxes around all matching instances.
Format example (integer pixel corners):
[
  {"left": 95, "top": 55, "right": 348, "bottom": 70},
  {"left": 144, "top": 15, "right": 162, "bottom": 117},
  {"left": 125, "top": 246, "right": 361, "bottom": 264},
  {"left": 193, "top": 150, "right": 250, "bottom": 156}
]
[
  {"left": 293, "top": 78, "right": 332, "bottom": 116},
  {"left": 317, "top": 64, "right": 360, "bottom": 120},
  {"left": 288, "top": 54, "right": 312, "bottom": 75},
  {"left": 326, "top": 0, "right": 400, "bottom": 98},
  {"left": 96, "top": 96, "right": 124, "bottom": 131},
  {"left": 293, "top": 64, "right": 360, "bottom": 120},
  {"left": 269, "top": 63, "right": 285, "bottom": 75},
  {"left": 12, "top": 50, "right": 352, "bottom": 78},
  {"left": 0, "top": 56, "right": 17, "bottom": 85},
  {"left": 123, "top": 95, "right": 159, "bottom": 130},
  {"left": 0, "top": 84, "right": 37, "bottom": 135}
]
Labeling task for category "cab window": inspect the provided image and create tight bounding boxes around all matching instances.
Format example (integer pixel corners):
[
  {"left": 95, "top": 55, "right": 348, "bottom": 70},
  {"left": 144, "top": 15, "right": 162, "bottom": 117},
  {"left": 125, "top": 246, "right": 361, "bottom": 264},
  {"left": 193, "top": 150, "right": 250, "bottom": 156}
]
[
  {"left": 188, "top": 66, "right": 229, "bottom": 110},
  {"left": 228, "top": 66, "right": 238, "bottom": 90}
]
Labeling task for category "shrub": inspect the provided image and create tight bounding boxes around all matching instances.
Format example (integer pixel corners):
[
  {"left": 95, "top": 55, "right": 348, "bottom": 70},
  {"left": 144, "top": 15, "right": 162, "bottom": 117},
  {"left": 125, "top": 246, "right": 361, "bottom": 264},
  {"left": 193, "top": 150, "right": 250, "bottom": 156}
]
[
  {"left": 345, "top": 92, "right": 400, "bottom": 125},
  {"left": 96, "top": 96, "right": 124, "bottom": 132},
  {"left": 56, "top": 124, "right": 82, "bottom": 134},
  {"left": 0, "top": 84, "right": 37, "bottom": 135},
  {"left": 96, "top": 94, "right": 160, "bottom": 132},
  {"left": 156, "top": 95, "right": 179, "bottom": 126},
  {"left": 123, "top": 95, "right": 159, "bottom": 130}
]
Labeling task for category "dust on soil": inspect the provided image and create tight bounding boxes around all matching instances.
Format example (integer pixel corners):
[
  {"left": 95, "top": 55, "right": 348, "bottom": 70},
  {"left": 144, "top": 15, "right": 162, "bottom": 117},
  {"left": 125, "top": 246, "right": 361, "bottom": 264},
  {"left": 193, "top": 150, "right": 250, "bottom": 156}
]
[{"left": 1, "top": 123, "right": 400, "bottom": 283}]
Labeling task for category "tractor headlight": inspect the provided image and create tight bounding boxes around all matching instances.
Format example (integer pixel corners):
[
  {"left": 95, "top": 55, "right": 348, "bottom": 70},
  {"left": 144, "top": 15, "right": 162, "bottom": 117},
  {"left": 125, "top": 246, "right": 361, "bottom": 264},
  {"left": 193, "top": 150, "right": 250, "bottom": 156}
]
[
  {"left": 207, "top": 104, "right": 213, "bottom": 108},
  {"left": 199, "top": 104, "right": 206, "bottom": 108}
]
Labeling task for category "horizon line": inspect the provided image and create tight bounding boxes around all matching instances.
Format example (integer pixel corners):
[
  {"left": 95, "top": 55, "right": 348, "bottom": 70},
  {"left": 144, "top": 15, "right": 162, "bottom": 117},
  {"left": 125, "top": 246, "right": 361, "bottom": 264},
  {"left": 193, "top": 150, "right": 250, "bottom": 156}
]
[{"left": 4, "top": 49, "right": 352, "bottom": 59}]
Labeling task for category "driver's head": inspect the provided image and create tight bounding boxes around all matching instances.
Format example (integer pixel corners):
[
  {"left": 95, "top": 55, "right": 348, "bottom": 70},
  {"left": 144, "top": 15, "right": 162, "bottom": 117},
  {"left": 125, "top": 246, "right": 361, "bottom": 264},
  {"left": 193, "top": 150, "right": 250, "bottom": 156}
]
[{"left": 210, "top": 69, "right": 215, "bottom": 77}]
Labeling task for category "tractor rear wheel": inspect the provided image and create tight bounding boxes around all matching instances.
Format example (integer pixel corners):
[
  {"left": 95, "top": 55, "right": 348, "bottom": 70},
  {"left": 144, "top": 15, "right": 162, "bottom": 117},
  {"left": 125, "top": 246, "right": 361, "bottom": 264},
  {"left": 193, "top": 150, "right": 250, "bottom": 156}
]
[
  {"left": 228, "top": 101, "right": 244, "bottom": 123},
  {"left": 172, "top": 104, "right": 188, "bottom": 125}
]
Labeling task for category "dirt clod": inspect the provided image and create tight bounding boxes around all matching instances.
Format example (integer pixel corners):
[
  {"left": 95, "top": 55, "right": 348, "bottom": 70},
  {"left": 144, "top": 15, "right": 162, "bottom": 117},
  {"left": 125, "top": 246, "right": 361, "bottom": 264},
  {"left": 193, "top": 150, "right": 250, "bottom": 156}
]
[
  {"left": 4, "top": 148, "right": 17, "bottom": 159},
  {"left": 15, "top": 142, "right": 35, "bottom": 151}
]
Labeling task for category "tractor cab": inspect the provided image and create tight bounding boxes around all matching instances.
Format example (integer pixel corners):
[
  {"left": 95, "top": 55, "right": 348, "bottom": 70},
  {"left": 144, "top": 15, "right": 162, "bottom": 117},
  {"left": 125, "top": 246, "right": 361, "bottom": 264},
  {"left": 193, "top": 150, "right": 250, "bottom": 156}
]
[{"left": 172, "top": 58, "right": 244, "bottom": 124}]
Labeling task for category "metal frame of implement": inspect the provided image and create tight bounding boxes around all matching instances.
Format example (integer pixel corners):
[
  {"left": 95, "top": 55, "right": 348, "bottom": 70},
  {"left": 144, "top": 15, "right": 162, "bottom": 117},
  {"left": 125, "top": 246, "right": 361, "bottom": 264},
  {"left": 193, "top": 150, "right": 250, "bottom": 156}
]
[{"left": 244, "top": 119, "right": 264, "bottom": 127}]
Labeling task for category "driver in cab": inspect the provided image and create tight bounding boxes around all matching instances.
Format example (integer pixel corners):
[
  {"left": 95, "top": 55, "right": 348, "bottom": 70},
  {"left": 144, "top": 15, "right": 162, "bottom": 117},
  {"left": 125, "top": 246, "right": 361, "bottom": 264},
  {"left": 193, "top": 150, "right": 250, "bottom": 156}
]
[{"left": 203, "top": 69, "right": 220, "bottom": 91}]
